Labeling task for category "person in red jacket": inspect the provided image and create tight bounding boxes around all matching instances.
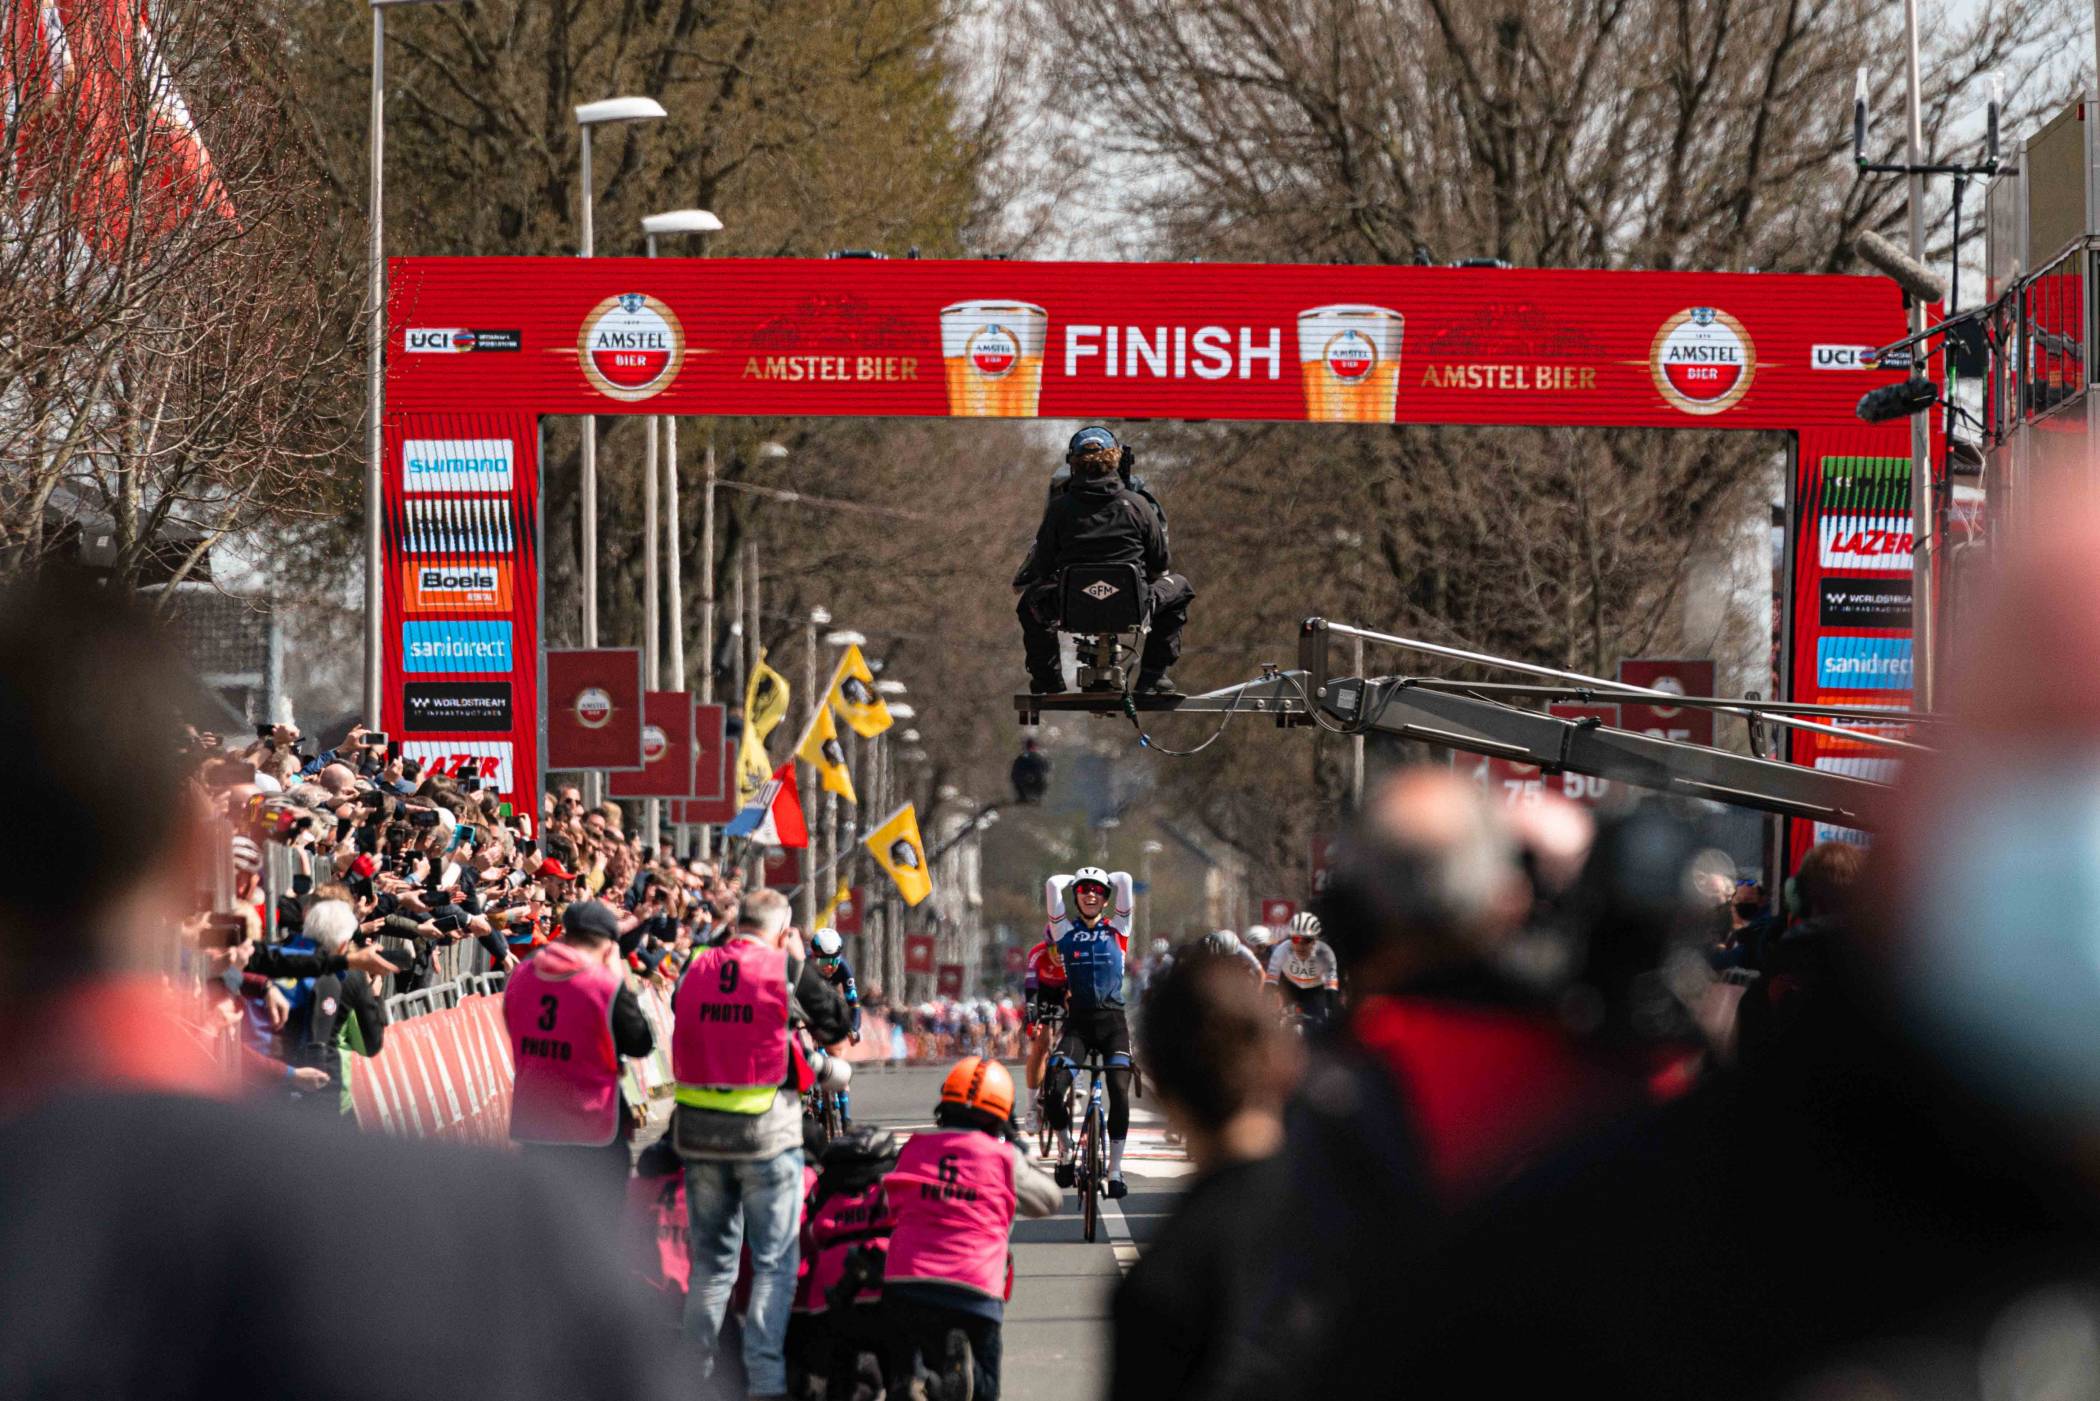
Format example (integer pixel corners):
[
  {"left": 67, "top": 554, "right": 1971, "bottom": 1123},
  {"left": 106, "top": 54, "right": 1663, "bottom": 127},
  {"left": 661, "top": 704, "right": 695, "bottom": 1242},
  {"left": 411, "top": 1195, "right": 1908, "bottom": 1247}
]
[{"left": 882, "top": 1057, "right": 1059, "bottom": 1401}]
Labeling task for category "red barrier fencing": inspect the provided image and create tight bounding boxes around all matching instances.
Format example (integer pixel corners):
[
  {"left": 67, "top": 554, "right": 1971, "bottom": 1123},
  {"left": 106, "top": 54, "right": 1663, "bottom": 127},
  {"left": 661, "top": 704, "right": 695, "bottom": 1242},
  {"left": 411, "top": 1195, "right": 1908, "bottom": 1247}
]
[{"left": 349, "top": 993, "right": 514, "bottom": 1144}]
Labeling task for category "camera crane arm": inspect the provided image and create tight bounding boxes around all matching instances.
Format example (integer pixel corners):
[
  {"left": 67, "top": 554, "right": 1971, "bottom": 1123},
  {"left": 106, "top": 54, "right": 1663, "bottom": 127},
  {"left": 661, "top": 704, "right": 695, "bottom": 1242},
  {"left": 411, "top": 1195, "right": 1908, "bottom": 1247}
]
[{"left": 1016, "top": 619, "right": 1900, "bottom": 831}]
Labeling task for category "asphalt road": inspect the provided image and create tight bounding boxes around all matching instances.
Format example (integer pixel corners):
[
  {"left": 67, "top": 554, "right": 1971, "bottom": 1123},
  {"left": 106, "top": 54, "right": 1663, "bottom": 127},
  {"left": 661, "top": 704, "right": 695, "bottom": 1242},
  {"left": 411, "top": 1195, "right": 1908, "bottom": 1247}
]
[{"left": 846, "top": 1063, "right": 1190, "bottom": 1401}]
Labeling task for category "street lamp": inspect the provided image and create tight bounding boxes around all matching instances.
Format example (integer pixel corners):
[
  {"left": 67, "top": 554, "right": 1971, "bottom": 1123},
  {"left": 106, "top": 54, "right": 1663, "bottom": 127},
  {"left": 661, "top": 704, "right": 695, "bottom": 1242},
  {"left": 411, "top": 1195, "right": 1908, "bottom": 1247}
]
[
  {"left": 642, "top": 210, "right": 721, "bottom": 702},
  {"left": 365, "top": 0, "right": 462, "bottom": 729},
  {"left": 875, "top": 679, "right": 908, "bottom": 697},
  {"left": 571, "top": 96, "right": 666, "bottom": 669},
  {"left": 887, "top": 703, "right": 916, "bottom": 721}
]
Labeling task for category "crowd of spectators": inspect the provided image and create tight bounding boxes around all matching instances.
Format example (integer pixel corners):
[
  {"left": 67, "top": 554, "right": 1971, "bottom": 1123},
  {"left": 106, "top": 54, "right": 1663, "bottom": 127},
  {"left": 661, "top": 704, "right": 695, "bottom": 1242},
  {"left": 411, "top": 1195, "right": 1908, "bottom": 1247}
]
[{"left": 180, "top": 720, "right": 791, "bottom": 1107}]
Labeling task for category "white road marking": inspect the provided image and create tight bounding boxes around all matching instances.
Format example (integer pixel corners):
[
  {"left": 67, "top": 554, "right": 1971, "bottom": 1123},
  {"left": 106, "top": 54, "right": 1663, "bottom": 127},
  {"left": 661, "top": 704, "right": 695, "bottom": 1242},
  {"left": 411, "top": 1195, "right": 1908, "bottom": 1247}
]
[{"left": 1101, "top": 1191, "right": 1140, "bottom": 1274}]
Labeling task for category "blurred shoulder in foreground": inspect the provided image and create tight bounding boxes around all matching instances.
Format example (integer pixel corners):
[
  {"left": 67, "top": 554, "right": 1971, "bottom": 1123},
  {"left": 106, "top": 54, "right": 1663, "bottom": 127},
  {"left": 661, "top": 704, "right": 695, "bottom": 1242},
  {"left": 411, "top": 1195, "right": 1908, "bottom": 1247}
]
[{"left": 0, "top": 576, "right": 688, "bottom": 1401}]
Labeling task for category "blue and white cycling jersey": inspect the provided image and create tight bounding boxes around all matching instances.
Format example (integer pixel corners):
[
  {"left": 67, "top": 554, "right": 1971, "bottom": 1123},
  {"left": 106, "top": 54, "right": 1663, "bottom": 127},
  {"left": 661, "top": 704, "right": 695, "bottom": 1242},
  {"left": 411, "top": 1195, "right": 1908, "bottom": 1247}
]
[{"left": 1054, "top": 917, "right": 1131, "bottom": 1012}]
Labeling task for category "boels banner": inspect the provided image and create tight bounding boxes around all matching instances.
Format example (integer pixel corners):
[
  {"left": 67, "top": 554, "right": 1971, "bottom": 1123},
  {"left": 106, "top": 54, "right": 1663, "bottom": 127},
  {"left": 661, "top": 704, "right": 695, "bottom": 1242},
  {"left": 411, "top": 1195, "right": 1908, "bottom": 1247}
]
[{"left": 383, "top": 257, "right": 1929, "bottom": 844}]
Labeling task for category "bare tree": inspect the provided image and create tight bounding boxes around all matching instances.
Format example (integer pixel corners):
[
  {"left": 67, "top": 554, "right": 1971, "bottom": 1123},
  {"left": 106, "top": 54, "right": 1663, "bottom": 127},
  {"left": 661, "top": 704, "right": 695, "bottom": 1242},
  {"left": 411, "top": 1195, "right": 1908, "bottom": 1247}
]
[
  {"left": 0, "top": 0, "right": 361, "bottom": 593},
  {"left": 1032, "top": 0, "right": 2079, "bottom": 888}
]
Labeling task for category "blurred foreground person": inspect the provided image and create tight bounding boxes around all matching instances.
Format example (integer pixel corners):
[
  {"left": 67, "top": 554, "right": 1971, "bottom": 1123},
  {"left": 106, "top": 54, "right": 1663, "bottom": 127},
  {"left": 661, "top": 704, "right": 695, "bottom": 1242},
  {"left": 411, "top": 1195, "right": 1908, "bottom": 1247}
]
[
  {"left": 1393, "top": 517, "right": 2100, "bottom": 1398},
  {"left": 1220, "top": 774, "right": 1704, "bottom": 1401},
  {"left": 0, "top": 578, "right": 685, "bottom": 1401},
  {"left": 1113, "top": 950, "right": 1300, "bottom": 1401}
]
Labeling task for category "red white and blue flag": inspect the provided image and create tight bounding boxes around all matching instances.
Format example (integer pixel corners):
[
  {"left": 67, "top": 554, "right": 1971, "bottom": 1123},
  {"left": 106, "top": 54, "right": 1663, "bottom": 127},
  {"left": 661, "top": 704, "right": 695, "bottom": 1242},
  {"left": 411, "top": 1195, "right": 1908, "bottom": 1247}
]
[{"left": 724, "top": 762, "right": 808, "bottom": 849}]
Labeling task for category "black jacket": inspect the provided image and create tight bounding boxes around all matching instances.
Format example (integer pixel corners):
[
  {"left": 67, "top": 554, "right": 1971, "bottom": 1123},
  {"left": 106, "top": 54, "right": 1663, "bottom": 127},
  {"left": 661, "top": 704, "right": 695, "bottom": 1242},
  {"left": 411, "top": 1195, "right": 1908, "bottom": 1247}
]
[{"left": 1014, "top": 476, "right": 1169, "bottom": 589}]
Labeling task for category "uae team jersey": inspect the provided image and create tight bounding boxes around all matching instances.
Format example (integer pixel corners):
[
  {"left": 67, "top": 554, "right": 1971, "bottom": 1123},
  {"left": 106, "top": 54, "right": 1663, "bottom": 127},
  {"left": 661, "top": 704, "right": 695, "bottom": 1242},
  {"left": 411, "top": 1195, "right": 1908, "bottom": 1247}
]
[{"left": 1267, "top": 940, "right": 1339, "bottom": 989}]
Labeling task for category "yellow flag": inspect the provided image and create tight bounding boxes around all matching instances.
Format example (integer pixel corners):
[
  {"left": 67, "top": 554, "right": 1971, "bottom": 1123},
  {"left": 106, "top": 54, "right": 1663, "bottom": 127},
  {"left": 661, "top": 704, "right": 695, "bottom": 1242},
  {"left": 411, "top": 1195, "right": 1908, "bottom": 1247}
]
[
  {"left": 749, "top": 650, "right": 791, "bottom": 741},
  {"left": 864, "top": 803, "right": 931, "bottom": 907},
  {"left": 736, "top": 660, "right": 780, "bottom": 804},
  {"left": 794, "top": 702, "right": 857, "bottom": 804},
  {"left": 826, "top": 643, "right": 892, "bottom": 739}
]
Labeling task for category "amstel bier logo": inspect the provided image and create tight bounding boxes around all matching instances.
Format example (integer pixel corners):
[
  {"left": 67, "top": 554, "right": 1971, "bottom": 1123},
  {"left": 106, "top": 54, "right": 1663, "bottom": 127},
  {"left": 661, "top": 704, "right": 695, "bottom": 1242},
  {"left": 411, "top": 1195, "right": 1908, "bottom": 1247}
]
[
  {"left": 1650, "top": 307, "right": 1755, "bottom": 416},
  {"left": 578, "top": 292, "right": 686, "bottom": 401}
]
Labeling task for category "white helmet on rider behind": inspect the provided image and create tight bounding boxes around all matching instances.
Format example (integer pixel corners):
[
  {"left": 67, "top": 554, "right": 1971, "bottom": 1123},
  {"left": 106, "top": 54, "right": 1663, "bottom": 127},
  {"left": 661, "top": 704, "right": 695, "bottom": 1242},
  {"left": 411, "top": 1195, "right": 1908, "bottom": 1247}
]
[
  {"left": 1072, "top": 865, "right": 1112, "bottom": 895},
  {"left": 1288, "top": 911, "right": 1322, "bottom": 942},
  {"left": 811, "top": 928, "right": 843, "bottom": 959},
  {"left": 1201, "top": 929, "right": 1242, "bottom": 958},
  {"left": 1243, "top": 924, "right": 1273, "bottom": 948}
]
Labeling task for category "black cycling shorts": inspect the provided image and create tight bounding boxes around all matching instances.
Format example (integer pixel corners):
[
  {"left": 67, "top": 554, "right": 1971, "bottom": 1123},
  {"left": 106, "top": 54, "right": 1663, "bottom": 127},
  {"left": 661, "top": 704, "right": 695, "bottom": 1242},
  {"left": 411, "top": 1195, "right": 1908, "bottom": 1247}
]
[{"left": 1055, "top": 1007, "right": 1131, "bottom": 1069}]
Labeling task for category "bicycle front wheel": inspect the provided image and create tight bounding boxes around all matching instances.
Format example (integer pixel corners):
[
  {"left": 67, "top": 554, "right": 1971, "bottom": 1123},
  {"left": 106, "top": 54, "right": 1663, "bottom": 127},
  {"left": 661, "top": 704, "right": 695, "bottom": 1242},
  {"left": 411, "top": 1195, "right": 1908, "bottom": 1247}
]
[{"left": 1080, "top": 1116, "right": 1101, "bottom": 1243}]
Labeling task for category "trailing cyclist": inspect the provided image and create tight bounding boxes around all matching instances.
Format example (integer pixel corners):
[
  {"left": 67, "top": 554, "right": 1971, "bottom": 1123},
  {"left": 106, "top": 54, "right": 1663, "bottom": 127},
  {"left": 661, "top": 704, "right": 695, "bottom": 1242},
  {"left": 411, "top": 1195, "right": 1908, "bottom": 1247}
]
[
  {"left": 1021, "top": 925, "right": 1069, "bottom": 1133},
  {"left": 1042, "top": 866, "right": 1137, "bottom": 1198},
  {"left": 1265, "top": 912, "right": 1342, "bottom": 1030},
  {"left": 882, "top": 1057, "right": 1059, "bottom": 1401},
  {"left": 810, "top": 927, "right": 862, "bottom": 1125}
]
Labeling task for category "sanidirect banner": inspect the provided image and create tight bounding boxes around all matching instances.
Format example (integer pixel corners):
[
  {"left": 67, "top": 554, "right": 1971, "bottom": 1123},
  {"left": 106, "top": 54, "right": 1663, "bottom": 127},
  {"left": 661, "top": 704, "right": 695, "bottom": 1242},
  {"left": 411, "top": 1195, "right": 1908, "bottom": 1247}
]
[{"left": 387, "top": 258, "right": 1913, "bottom": 430}]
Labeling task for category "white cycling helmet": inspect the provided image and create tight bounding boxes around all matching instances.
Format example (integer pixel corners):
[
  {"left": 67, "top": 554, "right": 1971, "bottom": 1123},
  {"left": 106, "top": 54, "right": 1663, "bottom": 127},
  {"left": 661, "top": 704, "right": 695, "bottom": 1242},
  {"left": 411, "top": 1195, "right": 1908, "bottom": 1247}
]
[
  {"left": 811, "top": 928, "right": 843, "bottom": 959},
  {"left": 1243, "top": 924, "right": 1273, "bottom": 948},
  {"left": 1288, "top": 911, "right": 1322, "bottom": 942},
  {"left": 1072, "top": 865, "right": 1112, "bottom": 894}
]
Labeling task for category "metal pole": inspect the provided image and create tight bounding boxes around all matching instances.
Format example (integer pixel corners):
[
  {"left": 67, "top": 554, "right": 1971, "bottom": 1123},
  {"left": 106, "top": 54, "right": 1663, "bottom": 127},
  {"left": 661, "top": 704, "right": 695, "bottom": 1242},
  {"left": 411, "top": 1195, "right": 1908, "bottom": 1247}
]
[
  {"left": 801, "top": 611, "right": 820, "bottom": 931},
  {"left": 745, "top": 540, "right": 761, "bottom": 696},
  {"left": 1350, "top": 634, "right": 1366, "bottom": 809},
  {"left": 665, "top": 415, "right": 684, "bottom": 689},
  {"left": 1903, "top": 0, "right": 1935, "bottom": 711},
  {"left": 578, "top": 125, "right": 599, "bottom": 808},
  {"left": 363, "top": 5, "right": 385, "bottom": 730}
]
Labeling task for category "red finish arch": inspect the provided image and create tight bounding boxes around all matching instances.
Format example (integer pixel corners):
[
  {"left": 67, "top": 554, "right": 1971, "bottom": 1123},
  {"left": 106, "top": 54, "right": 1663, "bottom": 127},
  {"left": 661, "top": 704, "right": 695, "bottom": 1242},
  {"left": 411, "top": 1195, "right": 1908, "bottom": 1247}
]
[{"left": 382, "top": 255, "right": 1933, "bottom": 859}]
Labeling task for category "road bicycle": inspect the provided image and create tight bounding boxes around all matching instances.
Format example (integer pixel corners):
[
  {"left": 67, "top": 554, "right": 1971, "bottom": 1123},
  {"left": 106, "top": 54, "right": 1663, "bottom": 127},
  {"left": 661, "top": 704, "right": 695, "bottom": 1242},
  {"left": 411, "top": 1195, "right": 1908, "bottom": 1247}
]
[
  {"left": 1055, "top": 1050, "right": 1112, "bottom": 1244},
  {"left": 1031, "top": 1006, "right": 1066, "bottom": 1159}
]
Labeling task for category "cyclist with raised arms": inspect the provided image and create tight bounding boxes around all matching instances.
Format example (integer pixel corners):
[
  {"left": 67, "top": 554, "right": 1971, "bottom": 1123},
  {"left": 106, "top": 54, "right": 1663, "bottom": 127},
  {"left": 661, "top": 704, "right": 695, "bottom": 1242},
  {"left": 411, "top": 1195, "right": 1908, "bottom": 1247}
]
[
  {"left": 1042, "top": 866, "right": 1136, "bottom": 1197},
  {"left": 1266, "top": 912, "right": 1341, "bottom": 1029}
]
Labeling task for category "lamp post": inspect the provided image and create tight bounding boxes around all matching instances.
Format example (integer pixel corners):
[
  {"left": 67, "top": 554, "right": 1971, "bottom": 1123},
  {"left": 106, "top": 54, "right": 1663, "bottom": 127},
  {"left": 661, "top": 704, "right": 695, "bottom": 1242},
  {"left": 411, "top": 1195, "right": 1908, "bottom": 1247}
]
[
  {"left": 365, "top": 0, "right": 461, "bottom": 730},
  {"left": 641, "top": 211, "right": 719, "bottom": 854},
  {"left": 800, "top": 606, "right": 831, "bottom": 930},
  {"left": 641, "top": 210, "right": 721, "bottom": 698},
  {"left": 571, "top": 96, "right": 664, "bottom": 809},
  {"left": 1140, "top": 839, "right": 1163, "bottom": 948}
]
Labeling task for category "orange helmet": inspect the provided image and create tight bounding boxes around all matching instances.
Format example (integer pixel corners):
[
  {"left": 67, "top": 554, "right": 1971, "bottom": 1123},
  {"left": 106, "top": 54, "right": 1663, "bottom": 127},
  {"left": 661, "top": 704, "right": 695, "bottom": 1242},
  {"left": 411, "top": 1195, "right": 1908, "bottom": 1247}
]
[{"left": 939, "top": 1056, "right": 1015, "bottom": 1121}]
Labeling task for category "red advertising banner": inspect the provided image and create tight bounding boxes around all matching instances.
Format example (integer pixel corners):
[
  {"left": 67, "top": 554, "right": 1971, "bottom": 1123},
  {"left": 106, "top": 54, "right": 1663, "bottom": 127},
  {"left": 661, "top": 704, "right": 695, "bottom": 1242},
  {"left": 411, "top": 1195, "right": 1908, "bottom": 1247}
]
[
  {"left": 388, "top": 258, "right": 1913, "bottom": 433},
  {"left": 833, "top": 885, "right": 864, "bottom": 936},
  {"left": 672, "top": 702, "right": 735, "bottom": 825},
  {"left": 1785, "top": 432, "right": 1921, "bottom": 865},
  {"left": 1474, "top": 703, "right": 1620, "bottom": 809},
  {"left": 610, "top": 691, "right": 695, "bottom": 799},
  {"left": 1259, "top": 898, "right": 1297, "bottom": 926},
  {"left": 1310, "top": 835, "right": 1338, "bottom": 897},
  {"left": 544, "top": 648, "right": 645, "bottom": 771},
  {"left": 380, "top": 411, "right": 540, "bottom": 813},
  {"left": 904, "top": 934, "right": 936, "bottom": 975},
  {"left": 380, "top": 259, "right": 1929, "bottom": 849},
  {"left": 936, "top": 964, "right": 964, "bottom": 999},
  {"left": 762, "top": 848, "right": 802, "bottom": 887},
  {"left": 1617, "top": 660, "right": 1716, "bottom": 748}
]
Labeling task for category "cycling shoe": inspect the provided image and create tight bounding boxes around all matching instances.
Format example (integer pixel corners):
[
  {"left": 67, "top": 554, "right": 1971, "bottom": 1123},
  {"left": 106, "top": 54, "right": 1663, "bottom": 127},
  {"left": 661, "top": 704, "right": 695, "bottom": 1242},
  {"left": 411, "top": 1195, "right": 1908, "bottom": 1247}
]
[
  {"left": 1054, "top": 1160, "right": 1075, "bottom": 1189},
  {"left": 1106, "top": 1175, "right": 1128, "bottom": 1200}
]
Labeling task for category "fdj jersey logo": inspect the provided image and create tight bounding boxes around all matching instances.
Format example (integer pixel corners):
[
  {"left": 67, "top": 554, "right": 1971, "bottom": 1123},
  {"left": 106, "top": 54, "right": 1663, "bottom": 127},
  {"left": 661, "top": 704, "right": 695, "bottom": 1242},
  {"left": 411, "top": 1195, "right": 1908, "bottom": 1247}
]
[
  {"left": 1650, "top": 307, "right": 1755, "bottom": 415},
  {"left": 967, "top": 324, "right": 1020, "bottom": 379},
  {"left": 402, "top": 622, "right": 512, "bottom": 674},
  {"left": 578, "top": 292, "right": 686, "bottom": 401},
  {"left": 1322, "top": 327, "right": 1377, "bottom": 383}
]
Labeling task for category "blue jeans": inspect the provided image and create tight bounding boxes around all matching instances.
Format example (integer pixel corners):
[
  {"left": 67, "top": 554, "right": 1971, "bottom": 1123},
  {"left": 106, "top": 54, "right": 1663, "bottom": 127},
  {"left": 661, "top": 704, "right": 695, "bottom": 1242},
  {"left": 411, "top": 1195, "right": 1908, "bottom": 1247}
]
[{"left": 682, "top": 1149, "right": 804, "bottom": 1395}]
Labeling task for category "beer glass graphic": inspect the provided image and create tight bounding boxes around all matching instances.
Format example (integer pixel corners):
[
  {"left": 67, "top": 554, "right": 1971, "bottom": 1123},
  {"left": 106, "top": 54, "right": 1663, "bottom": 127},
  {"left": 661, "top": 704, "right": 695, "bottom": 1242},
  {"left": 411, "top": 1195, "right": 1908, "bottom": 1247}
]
[
  {"left": 941, "top": 301, "right": 1048, "bottom": 417},
  {"left": 1297, "top": 304, "right": 1404, "bottom": 422}
]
